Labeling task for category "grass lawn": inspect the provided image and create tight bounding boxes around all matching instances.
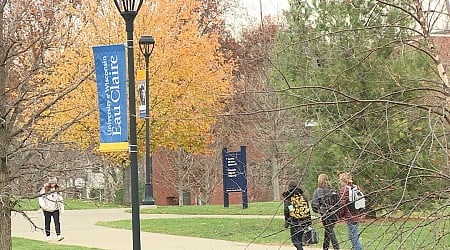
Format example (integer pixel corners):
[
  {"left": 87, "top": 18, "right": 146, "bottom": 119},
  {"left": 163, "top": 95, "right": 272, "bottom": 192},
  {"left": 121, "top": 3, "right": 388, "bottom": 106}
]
[
  {"left": 13, "top": 200, "right": 448, "bottom": 249},
  {"left": 140, "top": 201, "right": 285, "bottom": 215},
  {"left": 12, "top": 237, "right": 103, "bottom": 250},
  {"left": 98, "top": 218, "right": 449, "bottom": 249},
  {"left": 109, "top": 201, "right": 449, "bottom": 250},
  {"left": 14, "top": 198, "right": 125, "bottom": 211},
  {"left": 98, "top": 218, "right": 291, "bottom": 246}
]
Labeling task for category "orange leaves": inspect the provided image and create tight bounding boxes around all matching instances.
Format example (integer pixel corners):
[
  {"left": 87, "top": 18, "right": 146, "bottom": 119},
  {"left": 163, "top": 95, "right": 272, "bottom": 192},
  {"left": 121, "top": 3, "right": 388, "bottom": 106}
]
[
  {"left": 133, "top": 0, "right": 235, "bottom": 153},
  {"left": 34, "top": 0, "right": 235, "bottom": 156}
]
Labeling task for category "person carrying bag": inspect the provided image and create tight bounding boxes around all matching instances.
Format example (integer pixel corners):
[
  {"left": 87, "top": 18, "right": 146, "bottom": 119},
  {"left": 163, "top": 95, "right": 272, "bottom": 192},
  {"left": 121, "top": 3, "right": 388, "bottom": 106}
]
[
  {"left": 312, "top": 174, "right": 340, "bottom": 250},
  {"left": 283, "top": 181, "right": 315, "bottom": 250},
  {"left": 38, "top": 177, "right": 65, "bottom": 241}
]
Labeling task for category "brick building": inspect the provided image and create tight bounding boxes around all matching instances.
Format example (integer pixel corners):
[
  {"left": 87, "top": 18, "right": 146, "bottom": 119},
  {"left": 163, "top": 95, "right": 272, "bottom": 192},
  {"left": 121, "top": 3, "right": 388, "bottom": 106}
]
[
  {"left": 151, "top": 145, "right": 273, "bottom": 206},
  {"left": 432, "top": 33, "right": 450, "bottom": 69}
]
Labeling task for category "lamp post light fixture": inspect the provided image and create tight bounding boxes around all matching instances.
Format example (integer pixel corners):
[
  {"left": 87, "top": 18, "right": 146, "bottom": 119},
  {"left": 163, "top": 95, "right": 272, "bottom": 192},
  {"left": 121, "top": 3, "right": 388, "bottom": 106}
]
[
  {"left": 112, "top": 0, "right": 143, "bottom": 249},
  {"left": 138, "top": 35, "right": 155, "bottom": 206}
]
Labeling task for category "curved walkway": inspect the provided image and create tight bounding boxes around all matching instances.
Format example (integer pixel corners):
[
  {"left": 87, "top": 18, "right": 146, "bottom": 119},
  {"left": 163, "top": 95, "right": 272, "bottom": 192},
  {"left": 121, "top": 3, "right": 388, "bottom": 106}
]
[{"left": 12, "top": 208, "right": 320, "bottom": 250}]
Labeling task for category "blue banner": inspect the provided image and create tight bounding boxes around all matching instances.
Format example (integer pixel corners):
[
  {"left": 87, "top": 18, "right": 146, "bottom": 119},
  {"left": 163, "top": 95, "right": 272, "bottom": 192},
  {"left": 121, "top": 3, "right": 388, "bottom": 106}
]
[{"left": 92, "top": 44, "right": 128, "bottom": 152}]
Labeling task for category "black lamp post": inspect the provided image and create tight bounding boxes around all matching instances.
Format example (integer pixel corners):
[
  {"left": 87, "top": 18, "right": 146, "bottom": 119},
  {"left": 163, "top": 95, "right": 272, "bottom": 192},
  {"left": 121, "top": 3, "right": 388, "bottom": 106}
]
[
  {"left": 138, "top": 35, "right": 155, "bottom": 205},
  {"left": 112, "top": 0, "right": 143, "bottom": 249}
]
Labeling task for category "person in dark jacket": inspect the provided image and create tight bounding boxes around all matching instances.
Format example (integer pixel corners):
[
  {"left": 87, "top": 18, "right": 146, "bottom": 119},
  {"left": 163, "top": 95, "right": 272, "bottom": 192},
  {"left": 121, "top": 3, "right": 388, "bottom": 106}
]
[
  {"left": 282, "top": 181, "right": 312, "bottom": 250},
  {"left": 339, "top": 172, "right": 365, "bottom": 250},
  {"left": 312, "top": 174, "right": 340, "bottom": 250}
]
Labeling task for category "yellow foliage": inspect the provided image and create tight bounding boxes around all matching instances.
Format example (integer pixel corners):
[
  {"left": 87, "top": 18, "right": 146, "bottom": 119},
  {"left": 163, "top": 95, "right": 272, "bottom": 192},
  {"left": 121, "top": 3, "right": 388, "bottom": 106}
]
[{"left": 35, "top": 0, "right": 235, "bottom": 161}]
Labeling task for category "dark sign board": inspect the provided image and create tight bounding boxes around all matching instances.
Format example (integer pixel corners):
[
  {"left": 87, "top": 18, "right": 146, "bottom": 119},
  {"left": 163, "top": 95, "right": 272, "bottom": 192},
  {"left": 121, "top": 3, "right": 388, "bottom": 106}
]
[{"left": 222, "top": 146, "right": 248, "bottom": 208}]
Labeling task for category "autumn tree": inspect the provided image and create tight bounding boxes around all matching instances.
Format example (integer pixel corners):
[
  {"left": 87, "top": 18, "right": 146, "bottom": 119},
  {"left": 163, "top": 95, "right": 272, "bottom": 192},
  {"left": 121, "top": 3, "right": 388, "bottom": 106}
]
[
  {"left": 134, "top": 0, "right": 235, "bottom": 203},
  {"left": 0, "top": 0, "right": 96, "bottom": 249},
  {"left": 136, "top": 1, "right": 234, "bottom": 153},
  {"left": 41, "top": 0, "right": 236, "bottom": 154},
  {"left": 1, "top": 0, "right": 236, "bottom": 248},
  {"left": 32, "top": 0, "right": 236, "bottom": 201}
]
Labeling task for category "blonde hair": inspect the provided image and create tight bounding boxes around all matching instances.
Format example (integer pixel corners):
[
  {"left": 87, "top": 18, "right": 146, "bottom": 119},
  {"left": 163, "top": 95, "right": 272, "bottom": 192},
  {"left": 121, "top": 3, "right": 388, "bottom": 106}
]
[
  {"left": 339, "top": 172, "right": 352, "bottom": 184},
  {"left": 318, "top": 174, "right": 330, "bottom": 188}
]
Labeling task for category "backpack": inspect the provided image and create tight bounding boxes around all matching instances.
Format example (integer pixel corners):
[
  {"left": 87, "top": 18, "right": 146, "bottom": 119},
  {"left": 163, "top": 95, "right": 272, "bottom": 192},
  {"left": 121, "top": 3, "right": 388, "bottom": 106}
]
[
  {"left": 289, "top": 193, "right": 311, "bottom": 219},
  {"left": 320, "top": 188, "right": 340, "bottom": 217},
  {"left": 302, "top": 227, "right": 319, "bottom": 245},
  {"left": 347, "top": 185, "right": 366, "bottom": 212}
]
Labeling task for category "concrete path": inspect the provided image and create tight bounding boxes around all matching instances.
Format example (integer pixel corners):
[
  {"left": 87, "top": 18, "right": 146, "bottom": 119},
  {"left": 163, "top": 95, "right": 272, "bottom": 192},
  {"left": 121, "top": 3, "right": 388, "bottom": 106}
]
[{"left": 12, "top": 208, "right": 320, "bottom": 250}]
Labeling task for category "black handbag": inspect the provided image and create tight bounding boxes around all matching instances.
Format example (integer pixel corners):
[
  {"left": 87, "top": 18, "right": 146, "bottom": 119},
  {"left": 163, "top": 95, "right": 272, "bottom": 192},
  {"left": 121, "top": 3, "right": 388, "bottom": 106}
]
[{"left": 302, "top": 227, "right": 319, "bottom": 245}]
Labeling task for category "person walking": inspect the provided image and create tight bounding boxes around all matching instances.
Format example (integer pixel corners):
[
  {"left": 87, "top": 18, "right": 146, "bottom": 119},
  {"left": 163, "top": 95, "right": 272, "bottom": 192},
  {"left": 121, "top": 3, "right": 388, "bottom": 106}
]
[
  {"left": 39, "top": 177, "right": 65, "bottom": 241},
  {"left": 312, "top": 174, "right": 340, "bottom": 250},
  {"left": 339, "top": 172, "right": 364, "bottom": 250},
  {"left": 282, "top": 181, "right": 312, "bottom": 250}
]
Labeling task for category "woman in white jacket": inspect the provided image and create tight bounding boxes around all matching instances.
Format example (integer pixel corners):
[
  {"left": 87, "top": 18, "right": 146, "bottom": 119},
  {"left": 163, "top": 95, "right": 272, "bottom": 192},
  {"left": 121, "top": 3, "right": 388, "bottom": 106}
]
[{"left": 38, "top": 177, "right": 64, "bottom": 241}]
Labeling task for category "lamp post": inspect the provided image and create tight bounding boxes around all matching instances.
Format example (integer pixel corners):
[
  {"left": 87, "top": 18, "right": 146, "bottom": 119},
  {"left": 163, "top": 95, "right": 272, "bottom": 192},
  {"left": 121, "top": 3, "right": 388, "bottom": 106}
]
[
  {"left": 138, "top": 35, "right": 155, "bottom": 205},
  {"left": 112, "top": 0, "right": 143, "bottom": 249}
]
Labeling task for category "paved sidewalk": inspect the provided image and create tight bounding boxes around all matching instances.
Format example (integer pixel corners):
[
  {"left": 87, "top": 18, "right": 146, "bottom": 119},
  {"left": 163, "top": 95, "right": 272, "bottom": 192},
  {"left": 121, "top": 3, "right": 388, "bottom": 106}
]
[{"left": 12, "top": 208, "right": 320, "bottom": 250}]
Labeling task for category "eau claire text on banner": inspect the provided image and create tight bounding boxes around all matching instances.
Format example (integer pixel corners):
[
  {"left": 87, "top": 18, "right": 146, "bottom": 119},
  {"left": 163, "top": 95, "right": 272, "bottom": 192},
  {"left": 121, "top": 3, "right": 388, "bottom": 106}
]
[{"left": 92, "top": 44, "right": 128, "bottom": 152}]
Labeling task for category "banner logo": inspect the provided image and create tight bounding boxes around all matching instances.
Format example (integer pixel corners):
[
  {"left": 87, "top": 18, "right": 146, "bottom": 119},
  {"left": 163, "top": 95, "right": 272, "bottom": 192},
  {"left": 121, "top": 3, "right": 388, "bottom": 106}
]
[{"left": 93, "top": 44, "right": 128, "bottom": 152}]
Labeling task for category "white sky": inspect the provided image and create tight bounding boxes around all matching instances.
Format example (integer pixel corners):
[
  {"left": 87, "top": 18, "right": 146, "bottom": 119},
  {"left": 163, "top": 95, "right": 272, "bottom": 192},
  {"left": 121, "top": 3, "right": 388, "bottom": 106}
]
[
  {"left": 240, "top": 0, "right": 290, "bottom": 20},
  {"left": 226, "top": 0, "right": 290, "bottom": 35},
  {"left": 237, "top": 0, "right": 448, "bottom": 31}
]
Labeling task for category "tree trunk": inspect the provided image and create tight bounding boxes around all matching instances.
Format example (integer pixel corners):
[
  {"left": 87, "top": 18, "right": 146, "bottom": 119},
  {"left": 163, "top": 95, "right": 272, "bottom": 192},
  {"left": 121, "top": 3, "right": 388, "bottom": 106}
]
[
  {"left": 123, "top": 164, "right": 131, "bottom": 205},
  {"left": 272, "top": 162, "right": 280, "bottom": 201},
  {"left": 0, "top": 196, "right": 12, "bottom": 250},
  {"left": 0, "top": 3, "right": 11, "bottom": 249},
  {"left": 177, "top": 175, "right": 184, "bottom": 206},
  {"left": 0, "top": 156, "right": 12, "bottom": 250}
]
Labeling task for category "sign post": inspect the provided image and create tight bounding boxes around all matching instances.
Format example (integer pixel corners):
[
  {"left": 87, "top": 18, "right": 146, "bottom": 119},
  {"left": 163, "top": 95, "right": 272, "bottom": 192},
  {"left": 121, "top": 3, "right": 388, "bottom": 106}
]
[{"left": 222, "top": 146, "right": 248, "bottom": 209}]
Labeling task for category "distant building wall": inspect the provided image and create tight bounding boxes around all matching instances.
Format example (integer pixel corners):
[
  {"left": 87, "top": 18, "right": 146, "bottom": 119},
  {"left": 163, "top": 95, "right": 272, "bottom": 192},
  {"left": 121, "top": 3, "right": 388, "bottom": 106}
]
[
  {"left": 432, "top": 33, "right": 450, "bottom": 70},
  {"left": 152, "top": 146, "right": 273, "bottom": 206}
]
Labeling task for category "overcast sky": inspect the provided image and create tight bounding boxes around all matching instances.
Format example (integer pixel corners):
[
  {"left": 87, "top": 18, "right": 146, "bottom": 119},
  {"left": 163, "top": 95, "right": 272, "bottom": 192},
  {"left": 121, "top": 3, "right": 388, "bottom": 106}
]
[
  {"left": 234, "top": 1, "right": 448, "bottom": 32},
  {"left": 240, "top": 0, "right": 290, "bottom": 19},
  {"left": 225, "top": 0, "right": 290, "bottom": 36}
]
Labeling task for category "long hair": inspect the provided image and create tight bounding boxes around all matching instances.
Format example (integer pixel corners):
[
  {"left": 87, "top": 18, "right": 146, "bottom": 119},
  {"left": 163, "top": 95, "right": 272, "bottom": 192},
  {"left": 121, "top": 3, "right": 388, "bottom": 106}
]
[
  {"left": 339, "top": 172, "right": 353, "bottom": 185},
  {"left": 318, "top": 174, "right": 330, "bottom": 188}
]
